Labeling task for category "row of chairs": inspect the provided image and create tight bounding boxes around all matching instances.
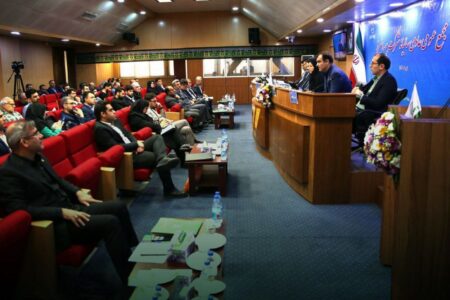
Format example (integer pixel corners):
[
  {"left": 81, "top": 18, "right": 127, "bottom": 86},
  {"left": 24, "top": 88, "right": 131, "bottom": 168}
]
[{"left": 0, "top": 107, "right": 156, "bottom": 299}]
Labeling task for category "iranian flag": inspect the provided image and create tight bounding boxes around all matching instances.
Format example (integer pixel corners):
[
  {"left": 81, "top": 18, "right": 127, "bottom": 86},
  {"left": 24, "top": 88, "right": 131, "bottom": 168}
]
[{"left": 350, "top": 24, "right": 367, "bottom": 87}]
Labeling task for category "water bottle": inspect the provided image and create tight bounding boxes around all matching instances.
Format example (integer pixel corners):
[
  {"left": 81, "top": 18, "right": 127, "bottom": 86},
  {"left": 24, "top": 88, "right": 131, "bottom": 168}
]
[
  {"left": 207, "top": 250, "right": 215, "bottom": 263},
  {"left": 152, "top": 285, "right": 162, "bottom": 299},
  {"left": 221, "top": 129, "right": 228, "bottom": 143},
  {"left": 201, "top": 260, "right": 217, "bottom": 281},
  {"left": 220, "top": 140, "right": 227, "bottom": 161},
  {"left": 212, "top": 192, "right": 223, "bottom": 225}
]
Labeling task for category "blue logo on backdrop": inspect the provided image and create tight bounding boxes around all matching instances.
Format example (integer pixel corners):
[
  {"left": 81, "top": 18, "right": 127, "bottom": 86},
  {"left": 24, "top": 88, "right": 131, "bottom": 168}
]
[{"left": 362, "top": 0, "right": 450, "bottom": 105}]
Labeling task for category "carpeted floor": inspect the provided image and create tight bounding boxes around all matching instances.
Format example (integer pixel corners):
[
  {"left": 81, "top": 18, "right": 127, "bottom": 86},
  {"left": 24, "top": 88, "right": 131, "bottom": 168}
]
[{"left": 60, "top": 105, "right": 391, "bottom": 299}]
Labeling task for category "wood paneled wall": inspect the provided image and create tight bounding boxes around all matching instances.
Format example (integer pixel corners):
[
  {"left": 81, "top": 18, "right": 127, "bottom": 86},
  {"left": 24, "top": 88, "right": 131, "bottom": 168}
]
[{"left": 0, "top": 36, "right": 53, "bottom": 97}]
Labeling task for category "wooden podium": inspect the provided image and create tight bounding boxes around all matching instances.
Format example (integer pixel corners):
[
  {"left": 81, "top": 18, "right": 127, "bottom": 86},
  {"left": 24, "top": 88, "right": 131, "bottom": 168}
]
[
  {"left": 386, "top": 106, "right": 450, "bottom": 299},
  {"left": 251, "top": 84, "right": 370, "bottom": 204}
]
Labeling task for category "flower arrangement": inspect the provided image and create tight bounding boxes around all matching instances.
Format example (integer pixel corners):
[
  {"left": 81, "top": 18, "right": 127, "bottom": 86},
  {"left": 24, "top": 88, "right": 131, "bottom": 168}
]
[
  {"left": 363, "top": 111, "right": 402, "bottom": 176},
  {"left": 256, "top": 84, "right": 274, "bottom": 108}
]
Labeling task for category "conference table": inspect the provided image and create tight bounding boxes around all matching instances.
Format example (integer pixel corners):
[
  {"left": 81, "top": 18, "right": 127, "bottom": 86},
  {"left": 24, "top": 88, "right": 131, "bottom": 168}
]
[{"left": 251, "top": 84, "right": 384, "bottom": 204}]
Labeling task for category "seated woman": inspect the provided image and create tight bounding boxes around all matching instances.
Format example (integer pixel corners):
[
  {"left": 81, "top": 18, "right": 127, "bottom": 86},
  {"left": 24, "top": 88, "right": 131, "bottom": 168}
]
[
  {"left": 306, "top": 58, "right": 325, "bottom": 93},
  {"left": 129, "top": 100, "right": 198, "bottom": 164},
  {"left": 25, "top": 103, "right": 62, "bottom": 137}
]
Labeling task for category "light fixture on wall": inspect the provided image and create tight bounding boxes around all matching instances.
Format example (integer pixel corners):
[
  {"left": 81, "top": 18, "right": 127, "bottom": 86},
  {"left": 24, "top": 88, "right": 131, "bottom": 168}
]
[
  {"left": 389, "top": 2, "right": 404, "bottom": 7},
  {"left": 323, "top": 29, "right": 331, "bottom": 33},
  {"left": 297, "top": 29, "right": 303, "bottom": 33},
  {"left": 140, "top": 10, "right": 146, "bottom": 15},
  {"left": 317, "top": 18, "right": 324, "bottom": 23},
  {"left": 11, "top": 31, "right": 21, "bottom": 35},
  {"left": 61, "top": 38, "right": 70, "bottom": 42},
  {"left": 156, "top": 0, "right": 173, "bottom": 3},
  {"left": 232, "top": 6, "right": 239, "bottom": 11},
  {"left": 117, "top": 0, "right": 125, "bottom": 3},
  {"left": 96, "top": 43, "right": 101, "bottom": 46}
]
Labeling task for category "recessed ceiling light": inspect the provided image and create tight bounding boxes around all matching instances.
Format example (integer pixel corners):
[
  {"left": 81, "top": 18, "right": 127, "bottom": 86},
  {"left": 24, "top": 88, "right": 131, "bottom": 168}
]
[
  {"left": 159, "top": 21, "right": 165, "bottom": 26},
  {"left": 323, "top": 29, "right": 331, "bottom": 33},
  {"left": 156, "top": 0, "right": 173, "bottom": 2},
  {"left": 11, "top": 31, "right": 20, "bottom": 35},
  {"left": 355, "top": 0, "right": 364, "bottom": 3},
  {"left": 61, "top": 39, "right": 70, "bottom": 42},
  {"left": 276, "top": 42, "right": 280, "bottom": 46},
  {"left": 364, "top": 13, "right": 376, "bottom": 17},
  {"left": 96, "top": 43, "right": 100, "bottom": 47},
  {"left": 297, "top": 29, "right": 303, "bottom": 33},
  {"left": 232, "top": 6, "right": 239, "bottom": 11},
  {"left": 117, "top": 0, "right": 125, "bottom": 3},
  {"left": 346, "top": 20, "right": 355, "bottom": 23},
  {"left": 389, "top": 2, "right": 404, "bottom": 7},
  {"left": 317, "top": 18, "right": 324, "bottom": 23},
  {"left": 140, "top": 10, "right": 146, "bottom": 15}
]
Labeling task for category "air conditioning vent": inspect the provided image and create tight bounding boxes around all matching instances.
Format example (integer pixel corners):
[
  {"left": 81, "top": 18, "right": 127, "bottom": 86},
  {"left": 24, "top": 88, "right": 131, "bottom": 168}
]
[
  {"left": 116, "top": 23, "right": 129, "bottom": 32},
  {"left": 80, "top": 11, "right": 98, "bottom": 22}
]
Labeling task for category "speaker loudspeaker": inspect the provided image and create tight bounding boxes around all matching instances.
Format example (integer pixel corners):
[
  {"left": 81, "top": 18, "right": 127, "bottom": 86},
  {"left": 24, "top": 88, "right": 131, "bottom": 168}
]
[
  {"left": 248, "top": 28, "right": 260, "bottom": 45},
  {"left": 122, "top": 32, "right": 139, "bottom": 45}
]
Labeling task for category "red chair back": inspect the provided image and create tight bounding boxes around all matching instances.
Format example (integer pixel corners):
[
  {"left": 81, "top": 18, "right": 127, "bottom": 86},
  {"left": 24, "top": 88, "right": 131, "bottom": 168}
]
[
  {"left": 115, "top": 107, "right": 131, "bottom": 131},
  {"left": 140, "top": 87, "right": 147, "bottom": 99},
  {"left": 42, "top": 136, "right": 72, "bottom": 178},
  {"left": 156, "top": 93, "right": 168, "bottom": 110},
  {"left": 60, "top": 125, "right": 98, "bottom": 166},
  {"left": 44, "top": 94, "right": 59, "bottom": 111}
]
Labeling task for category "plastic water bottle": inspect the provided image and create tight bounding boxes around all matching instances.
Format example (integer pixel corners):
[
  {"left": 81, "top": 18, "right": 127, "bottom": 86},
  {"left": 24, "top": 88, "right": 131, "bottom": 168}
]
[
  {"left": 201, "top": 260, "right": 217, "bottom": 281},
  {"left": 220, "top": 140, "right": 227, "bottom": 161},
  {"left": 212, "top": 191, "right": 223, "bottom": 225},
  {"left": 221, "top": 129, "right": 228, "bottom": 143},
  {"left": 207, "top": 250, "right": 215, "bottom": 263},
  {"left": 152, "top": 285, "right": 162, "bottom": 299}
]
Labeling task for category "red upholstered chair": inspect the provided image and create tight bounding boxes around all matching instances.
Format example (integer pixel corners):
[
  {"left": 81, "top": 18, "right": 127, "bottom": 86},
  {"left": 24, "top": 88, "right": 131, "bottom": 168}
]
[
  {"left": 44, "top": 94, "right": 59, "bottom": 111},
  {"left": 59, "top": 125, "right": 123, "bottom": 200},
  {"left": 46, "top": 109, "right": 63, "bottom": 122},
  {"left": 42, "top": 136, "right": 102, "bottom": 197},
  {"left": 0, "top": 210, "right": 32, "bottom": 298},
  {"left": 56, "top": 92, "right": 63, "bottom": 99},
  {"left": 105, "top": 96, "right": 114, "bottom": 103},
  {"left": 39, "top": 95, "right": 46, "bottom": 105},
  {"left": 14, "top": 106, "right": 24, "bottom": 115}
]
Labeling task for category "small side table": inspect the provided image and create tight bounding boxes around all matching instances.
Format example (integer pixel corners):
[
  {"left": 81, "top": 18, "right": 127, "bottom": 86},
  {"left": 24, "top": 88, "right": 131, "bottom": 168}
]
[{"left": 213, "top": 109, "right": 235, "bottom": 129}]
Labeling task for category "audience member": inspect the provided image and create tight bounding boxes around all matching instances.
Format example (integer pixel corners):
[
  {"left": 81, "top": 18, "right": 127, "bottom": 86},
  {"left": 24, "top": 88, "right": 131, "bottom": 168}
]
[
  {"left": 0, "top": 111, "right": 10, "bottom": 155},
  {"left": 111, "top": 87, "right": 132, "bottom": 111},
  {"left": 146, "top": 80, "right": 158, "bottom": 95},
  {"left": 179, "top": 79, "right": 210, "bottom": 123},
  {"left": 0, "top": 121, "right": 139, "bottom": 286},
  {"left": 316, "top": 52, "right": 352, "bottom": 93},
  {"left": 155, "top": 78, "right": 165, "bottom": 95},
  {"left": 61, "top": 97, "right": 86, "bottom": 130},
  {"left": 0, "top": 97, "right": 24, "bottom": 123},
  {"left": 295, "top": 59, "right": 311, "bottom": 91},
  {"left": 38, "top": 84, "right": 49, "bottom": 95},
  {"left": 193, "top": 76, "right": 206, "bottom": 98},
  {"left": 165, "top": 86, "right": 201, "bottom": 129},
  {"left": 81, "top": 91, "right": 96, "bottom": 121},
  {"left": 47, "top": 80, "right": 60, "bottom": 94},
  {"left": 131, "top": 82, "right": 142, "bottom": 100},
  {"left": 98, "top": 83, "right": 112, "bottom": 101},
  {"left": 93, "top": 102, "right": 186, "bottom": 197},
  {"left": 25, "top": 103, "right": 62, "bottom": 137},
  {"left": 145, "top": 94, "right": 199, "bottom": 145},
  {"left": 22, "top": 89, "right": 40, "bottom": 117},
  {"left": 25, "top": 83, "right": 33, "bottom": 91}
]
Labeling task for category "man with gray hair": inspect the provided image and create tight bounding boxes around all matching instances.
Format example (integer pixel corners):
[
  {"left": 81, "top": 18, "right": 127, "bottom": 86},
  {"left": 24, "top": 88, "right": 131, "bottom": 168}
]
[
  {"left": 0, "top": 97, "right": 24, "bottom": 123},
  {"left": 0, "top": 121, "right": 139, "bottom": 287},
  {"left": 60, "top": 96, "right": 87, "bottom": 130}
]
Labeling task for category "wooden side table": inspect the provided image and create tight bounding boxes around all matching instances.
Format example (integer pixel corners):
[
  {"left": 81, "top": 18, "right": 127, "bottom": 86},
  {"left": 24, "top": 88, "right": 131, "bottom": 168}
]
[{"left": 213, "top": 109, "right": 235, "bottom": 129}]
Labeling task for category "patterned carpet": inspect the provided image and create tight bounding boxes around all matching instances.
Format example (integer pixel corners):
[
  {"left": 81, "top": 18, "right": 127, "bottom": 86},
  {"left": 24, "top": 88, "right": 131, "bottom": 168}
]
[{"left": 60, "top": 105, "right": 391, "bottom": 299}]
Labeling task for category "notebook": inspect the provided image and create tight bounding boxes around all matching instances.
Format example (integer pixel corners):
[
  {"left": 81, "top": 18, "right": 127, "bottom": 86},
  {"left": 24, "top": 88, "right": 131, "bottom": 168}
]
[{"left": 185, "top": 152, "right": 214, "bottom": 162}]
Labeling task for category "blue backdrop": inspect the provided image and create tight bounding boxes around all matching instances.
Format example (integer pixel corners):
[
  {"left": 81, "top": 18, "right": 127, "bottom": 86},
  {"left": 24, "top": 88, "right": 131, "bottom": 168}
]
[{"left": 362, "top": 0, "right": 450, "bottom": 105}]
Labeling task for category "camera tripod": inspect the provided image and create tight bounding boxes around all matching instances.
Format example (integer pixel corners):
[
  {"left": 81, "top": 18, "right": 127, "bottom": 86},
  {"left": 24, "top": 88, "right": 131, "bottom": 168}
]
[{"left": 7, "top": 70, "right": 25, "bottom": 101}]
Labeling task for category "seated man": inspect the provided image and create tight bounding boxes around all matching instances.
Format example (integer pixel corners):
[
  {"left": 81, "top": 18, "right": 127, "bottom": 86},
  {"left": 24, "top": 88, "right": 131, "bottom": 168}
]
[
  {"left": 316, "top": 52, "right": 352, "bottom": 93},
  {"left": 0, "top": 97, "right": 24, "bottom": 123},
  {"left": 352, "top": 53, "right": 398, "bottom": 141},
  {"left": 38, "top": 84, "right": 49, "bottom": 96},
  {"left": 131, "top": 82, "right": 143, "bottom": 100},
  {"left": 179, "top": 79, "right": 210, "bottom": 123},
  {"left": 111, "top": 87, "right": 133, "bottom": 111},
  {"left": 165, "top": 86, "right": 202, "bottom": 129},
  {"left": 22, "top": 89, "right": 40, "bottom": 117},
  {"left": 0, "top": 111, "right": 10, "bottom": 155},
  {"left": 192, "top": 76, "right": 206, "bottom": 98},
  {"left": 93, "top": 102, "right": 187, "bottom": 197},
  {"left": 0, "top": 121, "right": 139, "bottom": 287},
  {"left": 81, "top": 91, "right": 96, "bottom": 121},
  {"left": 60, "top": 97, "right": 87, "bottom": 130},
  {"left": 98, "top": 82, "right": 112, "bottom": 101}
]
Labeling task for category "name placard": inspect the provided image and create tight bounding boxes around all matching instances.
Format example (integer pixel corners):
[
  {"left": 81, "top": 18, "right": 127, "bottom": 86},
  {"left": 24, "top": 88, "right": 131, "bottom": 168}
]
[{"left": 290, "top": 90, "right": 298, "bottom": 104}]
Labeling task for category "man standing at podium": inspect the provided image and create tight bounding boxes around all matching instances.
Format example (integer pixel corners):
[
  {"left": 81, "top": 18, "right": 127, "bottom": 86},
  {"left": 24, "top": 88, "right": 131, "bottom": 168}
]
[{"left": 316, "top": 52, "right": 352, "bottom": 93}]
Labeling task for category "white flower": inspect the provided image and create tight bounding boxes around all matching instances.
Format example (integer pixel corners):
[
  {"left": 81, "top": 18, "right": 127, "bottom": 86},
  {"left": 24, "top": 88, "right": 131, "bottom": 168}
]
[{"left": 382, "top": 112, "right": 395, "bottom": 121}]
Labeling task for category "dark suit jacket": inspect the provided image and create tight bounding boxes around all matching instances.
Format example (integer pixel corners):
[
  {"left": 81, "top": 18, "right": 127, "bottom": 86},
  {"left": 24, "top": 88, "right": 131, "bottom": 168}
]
[
  {"left": 111, "top": 97, "right": 133, "bottom": 111},
  {"left": 308, "top": 71, "right": 325, "bottom": 92},
  {"left": 165, "top": 95, "right": 179, "bottom": 108},
  {"left": 323, "top": 64, "right": 352, "bottom": 93},
  {"left": 0, "top": 153, "right": 79, "bottom": 220},
  {"left": 0, "top": 136, "right": 10, "bottom": 156},
  {"left": 94, "top": 120, "right": 138, "bottom": 152},
  {"left": 193, "top": 85, "right": 204, "bottom": 97},
  {"left": 81, "top": 104, "right": 95, "bottom": 121},
  {"left": 128, "top": 111, "right": 162, "bottom": 134},
  {"left": 360, "top": 71, "right": 398, "bottom": 112},
  {"left": 155, "top": 85, "right": 165, "bottom": 95}
]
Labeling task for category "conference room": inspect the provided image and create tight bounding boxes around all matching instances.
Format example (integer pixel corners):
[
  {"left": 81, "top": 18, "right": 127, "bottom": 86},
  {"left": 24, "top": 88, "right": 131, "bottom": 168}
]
[{"left": 0, "top": 0, "right": 448, "bottom": 299}]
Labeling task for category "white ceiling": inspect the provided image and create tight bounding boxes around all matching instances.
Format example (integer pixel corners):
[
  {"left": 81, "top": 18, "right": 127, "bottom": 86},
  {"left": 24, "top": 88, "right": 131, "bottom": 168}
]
[{"left": 0, "top": 0, "right": 418, "bottom": 45}]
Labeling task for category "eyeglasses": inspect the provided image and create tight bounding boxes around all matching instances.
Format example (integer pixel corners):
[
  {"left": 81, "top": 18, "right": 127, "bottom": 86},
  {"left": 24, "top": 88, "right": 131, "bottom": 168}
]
[
  {"left": 23, "top": 129, "right": 41, "bottom": 139},
  {"left": 106, "top": 108, "right": 114, "bottom": 112}
]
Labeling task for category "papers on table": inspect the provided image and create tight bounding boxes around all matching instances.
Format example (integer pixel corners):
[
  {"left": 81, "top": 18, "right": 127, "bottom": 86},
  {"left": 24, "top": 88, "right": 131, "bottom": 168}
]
[
  {"left": 128, "top": 241, "right": 171, "bottom": 263},
  {"left": 129, "top": 268, "right": 193, "bottom": 287},
  {"left": 151, "top": 218, "right": 203, "bottom": 235}
]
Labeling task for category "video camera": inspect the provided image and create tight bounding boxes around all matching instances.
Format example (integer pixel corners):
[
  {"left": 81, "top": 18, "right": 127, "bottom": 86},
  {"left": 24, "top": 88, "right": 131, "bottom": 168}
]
[{"left": 11, "top": 61, "right": 24, "bottom": 73}]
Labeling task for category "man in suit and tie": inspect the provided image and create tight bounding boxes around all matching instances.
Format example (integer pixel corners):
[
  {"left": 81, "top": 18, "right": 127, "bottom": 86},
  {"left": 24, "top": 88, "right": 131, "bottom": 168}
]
[
  {"left": 317, "top": 52, "right": 352, "bottom": 93},
  {"left": 294, "top": 59, "right": 311, "bottom": 91},
  {"left": 93, "top": 102, "right": 187, "bottom": 197},
  {"left": 352, "top": 53, "right": 398, "bottom": 139},
  {"left": 192, "top": 76, "right": 206, "bottom": 98},
  {"left": 0, "top": 120, "right": 139, "bottom": 288}
]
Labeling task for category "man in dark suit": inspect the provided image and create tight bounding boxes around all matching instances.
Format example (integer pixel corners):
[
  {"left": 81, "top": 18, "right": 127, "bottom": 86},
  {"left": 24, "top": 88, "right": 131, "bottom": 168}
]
[
  {"left": 192, "top": 76, "right": 206, "bottom": 98},
  {"left": 111, "top": 87, "right": 134, "bottom": 111},
  {"left": 0, "top": 121, "right": 139, "bottom": 286},
  {"left": 81, "top": 91, "right": 96, "bottom": 121},
  {"left": 352, "top": 53, "right": 398, "bottom": 139},
  {"left": 0, "top": 111, "right": 10, "bottom": 155},
  {"left": 93, "top": 102, "right": 187, "bottom": 197},
  {"left": 317, "top": 52, "right": 352, "bottom": 93}
]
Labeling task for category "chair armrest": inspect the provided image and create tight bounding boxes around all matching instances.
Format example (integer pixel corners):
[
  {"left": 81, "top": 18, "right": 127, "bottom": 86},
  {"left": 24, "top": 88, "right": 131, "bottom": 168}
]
[
  {"left": 166, "top": 111, "right": 182, "bottom": 121},
  {"left": 97, "top": 167, "right": 117, "bottom": 201},
  {"left": 116, "top": 152, "right": 134, "bottom": 190}
]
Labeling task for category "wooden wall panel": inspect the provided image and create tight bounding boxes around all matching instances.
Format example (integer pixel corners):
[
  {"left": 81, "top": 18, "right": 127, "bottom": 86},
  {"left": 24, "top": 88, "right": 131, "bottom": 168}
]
[
  {"left": 75, "top": 64, "right": 97, "bottom": 87},
  {"left": 186, "top": 60, "right": 203, "bottom": 80},
  {"left": 0, "top": 36, "right": 53, "bottom": 97}
]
